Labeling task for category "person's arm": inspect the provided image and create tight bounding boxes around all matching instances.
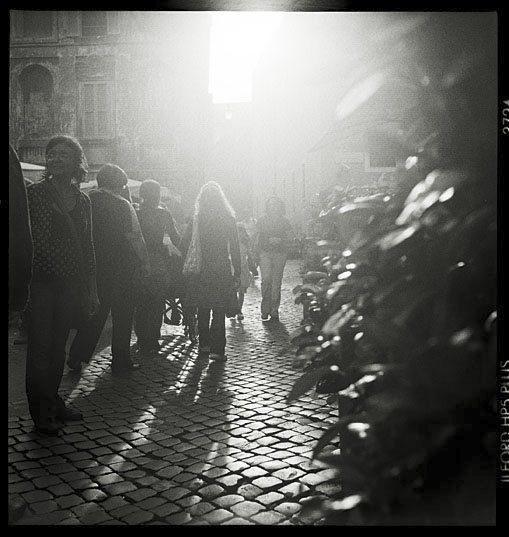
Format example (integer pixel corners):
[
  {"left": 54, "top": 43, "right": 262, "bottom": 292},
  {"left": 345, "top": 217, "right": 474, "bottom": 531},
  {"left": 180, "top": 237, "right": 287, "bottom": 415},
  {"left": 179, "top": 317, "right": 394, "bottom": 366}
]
[
  {"left": 82, "top": 195, "right": 100, "bottom": 315},
  {"left": 178, "top": 221, "right": 193, "bottom": 258},
  {"left": 229, "top": 219, "right": 242, "bottom": 285},
  {"left": 164, "top": 209, "right": 181, "bottom": 247},
  {"left": 9, "top": 145, "right": 33, "bottom": 312},
  {"left": 125, "top": 203, "right": 150, "bottom": 277}
]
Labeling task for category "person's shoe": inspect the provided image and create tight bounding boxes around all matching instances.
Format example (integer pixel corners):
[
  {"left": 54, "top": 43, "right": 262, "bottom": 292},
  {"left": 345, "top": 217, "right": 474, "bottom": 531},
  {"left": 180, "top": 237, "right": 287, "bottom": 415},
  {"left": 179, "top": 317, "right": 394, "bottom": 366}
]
[
  {"left": 261, "top": 314, "right": 270, "bottom": 322},
  {"left": 237, "top": 313, "right": 244, "bottom": 321},
  {"left": 270, "top": 313, "right": 280, "bottom": 321},
  {"left": 34, "top": 421, "right": 61, "bottom": 436},
  {"left": 209, "top": 353, "right": 227, "bottom": 362},
  {"left": 111, "top": 361, "right": 141, "bottom": 375},
  {"left": 56, "top": 406, "right": 83, "bottom": 422}
]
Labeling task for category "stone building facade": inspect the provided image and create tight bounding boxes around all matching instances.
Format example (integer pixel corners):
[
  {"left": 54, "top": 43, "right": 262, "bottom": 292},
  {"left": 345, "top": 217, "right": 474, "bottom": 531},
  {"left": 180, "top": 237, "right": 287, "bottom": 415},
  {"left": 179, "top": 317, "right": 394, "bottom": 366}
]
[{"left": 9, "top": 10, "right": 214, "bottom": 214}]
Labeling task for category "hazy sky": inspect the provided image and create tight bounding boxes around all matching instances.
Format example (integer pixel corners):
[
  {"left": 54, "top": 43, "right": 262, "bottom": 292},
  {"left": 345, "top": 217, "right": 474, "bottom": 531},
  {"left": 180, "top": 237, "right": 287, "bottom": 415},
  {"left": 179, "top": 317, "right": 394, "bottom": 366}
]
[{"left": 209, "top": 11, "right": 283, "bottom": 103}]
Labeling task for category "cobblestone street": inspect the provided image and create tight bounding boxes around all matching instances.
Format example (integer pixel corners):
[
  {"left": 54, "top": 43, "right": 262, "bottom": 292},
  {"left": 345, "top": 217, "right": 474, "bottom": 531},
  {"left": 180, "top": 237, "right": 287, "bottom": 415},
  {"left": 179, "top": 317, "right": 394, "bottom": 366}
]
[{"left": 8, "top": 260, "right": 341, "bottom": 526}]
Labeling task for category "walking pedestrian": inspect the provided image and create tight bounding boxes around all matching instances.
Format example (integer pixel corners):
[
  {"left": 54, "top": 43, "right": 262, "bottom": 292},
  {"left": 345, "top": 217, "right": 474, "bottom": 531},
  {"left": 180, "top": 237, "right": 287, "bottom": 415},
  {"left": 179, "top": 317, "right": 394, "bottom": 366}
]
[
  {"left": 9, "top": 144, "right": 33, "bottom": 343},
  {"left": 25, "top": 135, "right": 99, "bottom": 435},
  {"left": 180, "top": 181, "right": 241, "bottom": 362},
  {"left": 235, "top": 222, "right": 253, "bottom": 321},
  {"left": 68, "top": 164, "right": 150, "bottom": 375},
  {"left": 253, "top": 196, "right": 294, "bottom": 322},
  {"left": 8, "top": 143, "right": 32, "bottom": 520},
  {"left": 134, "top": 179, "right": 182, "bottom": 353}
]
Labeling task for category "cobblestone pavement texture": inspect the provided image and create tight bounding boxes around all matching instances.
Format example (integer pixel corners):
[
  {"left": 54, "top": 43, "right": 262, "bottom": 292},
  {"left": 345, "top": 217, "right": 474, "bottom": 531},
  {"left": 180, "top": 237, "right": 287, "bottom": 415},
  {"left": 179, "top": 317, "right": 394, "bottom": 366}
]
[{"left": 8, "top": 260, "right": 340, "bottom": 526}]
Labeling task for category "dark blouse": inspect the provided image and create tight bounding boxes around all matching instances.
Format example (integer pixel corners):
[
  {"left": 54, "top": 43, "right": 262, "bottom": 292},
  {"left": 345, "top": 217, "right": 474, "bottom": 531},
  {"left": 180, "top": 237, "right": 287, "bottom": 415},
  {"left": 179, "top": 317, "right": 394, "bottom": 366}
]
[
  {"left": 26, "top": 180, "right": 96, "bottom": 282},
  {"left": 88, "top": 189, "right": 139, "bottom": 281},
  {"left": 136, "top": 205, "right": 180, "bottom": 255},
  {"left": 9, "top": 144, "right": 33, "bottom": 311},
  {"left": 180, "top": 214, "right": 241, "bottom": 309},
  {"left": 254, "top": 214, "right": 293, "bottom": 254}
]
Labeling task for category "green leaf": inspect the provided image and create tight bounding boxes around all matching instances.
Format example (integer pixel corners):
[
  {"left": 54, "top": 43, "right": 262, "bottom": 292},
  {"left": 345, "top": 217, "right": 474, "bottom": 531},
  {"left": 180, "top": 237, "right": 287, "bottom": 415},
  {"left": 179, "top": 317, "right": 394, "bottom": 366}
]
[
  {"left": 312, "top": 417, "right": 358, "bottom": 459},
  {"left": 322, "top": 307, "right": 357, "bottom": 336},
  {"left": 286, "top": 366, "right": 330, "bottom": 403}
]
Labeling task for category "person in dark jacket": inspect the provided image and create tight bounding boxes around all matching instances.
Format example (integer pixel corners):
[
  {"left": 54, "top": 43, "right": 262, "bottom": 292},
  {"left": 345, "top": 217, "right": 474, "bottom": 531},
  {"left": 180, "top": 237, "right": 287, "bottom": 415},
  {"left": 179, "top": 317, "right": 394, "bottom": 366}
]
[
  {"left": 25, "top": 135, "right": 99, "bottom": 435},
  {"left": 9, "top": 144, "right": 33, "bottom": 314},
  {"left": 134, "top": 180, "right": 181, "bottom": 353},
  {"left": 8, "top": 143, "right": 32, "bottom": 522},
  {"left": 68, "top": 164, "right": 150, "bottom": 375},
  {"left": 253, "top": 196, "right": 294, "bottom": 322},
  {"left": 179, "top": 181, "right": 241, "bottom": 362}
]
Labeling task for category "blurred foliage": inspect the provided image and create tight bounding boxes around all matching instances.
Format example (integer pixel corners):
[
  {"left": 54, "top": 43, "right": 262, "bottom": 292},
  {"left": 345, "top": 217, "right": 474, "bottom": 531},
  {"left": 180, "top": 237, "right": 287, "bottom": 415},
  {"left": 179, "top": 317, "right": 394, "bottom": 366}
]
[{"left": 289, "top": 12, "right": 497, "bottom": 525}]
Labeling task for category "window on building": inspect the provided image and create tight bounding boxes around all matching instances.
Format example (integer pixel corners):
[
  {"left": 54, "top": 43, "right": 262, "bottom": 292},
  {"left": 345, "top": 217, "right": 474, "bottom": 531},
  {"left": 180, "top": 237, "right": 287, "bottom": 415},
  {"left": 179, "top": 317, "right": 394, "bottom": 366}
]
[
  {"left": 19, "top": 65, "right": 54, "bottom": 138},
  {"left": 80, "top": 82, "right": 111, "bottom": 138},
  {"left": 81, "top": 11, "right": 108, "bottom": 36},
  {"left": 17, "top": 11, "right": 53, "bottom": 38}
]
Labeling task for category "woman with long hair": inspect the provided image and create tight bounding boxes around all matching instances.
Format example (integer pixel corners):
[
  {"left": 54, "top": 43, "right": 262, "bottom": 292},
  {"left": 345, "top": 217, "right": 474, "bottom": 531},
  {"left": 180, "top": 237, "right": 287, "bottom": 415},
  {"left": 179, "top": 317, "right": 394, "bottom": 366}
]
[
  {"left": 180, "top": 181, "right": 241, "bottom": 362},
  {"left": 25, "top": 135, "right": 99, "bottom": 435}
]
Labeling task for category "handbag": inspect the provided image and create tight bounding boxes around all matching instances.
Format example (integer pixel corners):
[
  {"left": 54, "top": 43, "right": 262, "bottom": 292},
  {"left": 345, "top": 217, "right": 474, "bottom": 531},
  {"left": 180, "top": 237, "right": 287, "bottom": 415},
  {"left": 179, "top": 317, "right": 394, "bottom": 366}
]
[
  {"left": 183, "top": 217, "right": 202, "bottom": 277},
  {"left": 225, "top": 285, "right": 240, "bottom": 318}
]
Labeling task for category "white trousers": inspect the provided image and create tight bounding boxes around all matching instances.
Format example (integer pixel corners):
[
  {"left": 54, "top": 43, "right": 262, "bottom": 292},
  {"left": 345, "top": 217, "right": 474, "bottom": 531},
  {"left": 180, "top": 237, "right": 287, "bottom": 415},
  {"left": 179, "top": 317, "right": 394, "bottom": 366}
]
[{"left": 259, "top": 251, "right": 287, "bottom": 316}]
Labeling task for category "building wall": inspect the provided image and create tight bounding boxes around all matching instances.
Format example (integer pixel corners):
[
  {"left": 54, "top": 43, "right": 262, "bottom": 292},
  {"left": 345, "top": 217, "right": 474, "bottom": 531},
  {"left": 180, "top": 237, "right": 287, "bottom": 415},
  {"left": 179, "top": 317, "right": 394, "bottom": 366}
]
[
  {"left": 250, "top": 12, "right": 419, "bottom": 234},
  {"left": 9, "top": 10, "right": 213, "bottom": 215}
]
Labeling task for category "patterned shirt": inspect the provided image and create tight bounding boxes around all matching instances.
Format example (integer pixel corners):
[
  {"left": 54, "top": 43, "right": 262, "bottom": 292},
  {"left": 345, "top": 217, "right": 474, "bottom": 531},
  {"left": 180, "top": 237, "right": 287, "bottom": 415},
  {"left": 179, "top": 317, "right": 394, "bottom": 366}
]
[{"left": 27, "top": 180, "right": 96, "bottom": 281}]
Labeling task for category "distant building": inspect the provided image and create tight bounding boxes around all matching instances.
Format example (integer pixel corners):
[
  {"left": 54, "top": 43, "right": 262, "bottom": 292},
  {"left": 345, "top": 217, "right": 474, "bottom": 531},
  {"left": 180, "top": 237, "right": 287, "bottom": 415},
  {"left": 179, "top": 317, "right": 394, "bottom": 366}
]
[
  {"left": 9, "top": 10, "right": 214, "bottom": 213},
  {"left": 251, "top": 12, "right": 417, "bottom": 234}
]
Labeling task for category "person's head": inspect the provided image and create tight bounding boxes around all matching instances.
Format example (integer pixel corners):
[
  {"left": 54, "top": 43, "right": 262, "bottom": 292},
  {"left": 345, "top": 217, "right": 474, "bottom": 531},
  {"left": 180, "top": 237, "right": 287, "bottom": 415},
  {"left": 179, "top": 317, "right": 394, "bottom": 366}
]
[
  {"left": 43, "top": 135, "right": 88, "bottom": 183},
  {"left": 195, "top": 181, "right": 235, "bottom": 220},
  {"left": 139, "top": 179, "right": 161, "bottom": 208},
  {"left": 96, "top": 163, "right": 128, "bottom": 193},
  {"left": 265, "top": 196, "right": 285, "bottom": 217}
]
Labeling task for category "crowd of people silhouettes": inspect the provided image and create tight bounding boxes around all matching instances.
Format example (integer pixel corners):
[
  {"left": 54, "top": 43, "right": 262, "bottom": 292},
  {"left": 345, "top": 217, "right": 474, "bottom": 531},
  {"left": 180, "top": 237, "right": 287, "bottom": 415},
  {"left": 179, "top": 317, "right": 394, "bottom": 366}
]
[{"left": 9, "top": 134, "right": 294, "bottom": 435}]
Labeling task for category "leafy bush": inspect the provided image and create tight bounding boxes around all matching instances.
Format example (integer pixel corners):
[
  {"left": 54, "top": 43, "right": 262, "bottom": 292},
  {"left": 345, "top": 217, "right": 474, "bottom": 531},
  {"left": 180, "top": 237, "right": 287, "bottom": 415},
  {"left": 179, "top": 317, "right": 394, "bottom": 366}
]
[{"left": 288, "top": 12, "right": 497, "bottom": 525}]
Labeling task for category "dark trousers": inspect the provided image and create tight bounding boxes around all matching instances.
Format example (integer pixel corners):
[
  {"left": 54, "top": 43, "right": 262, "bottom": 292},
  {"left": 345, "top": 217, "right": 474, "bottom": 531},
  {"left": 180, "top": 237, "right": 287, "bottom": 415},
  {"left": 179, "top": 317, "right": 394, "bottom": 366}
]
[
  {"left": 197, "top": 307, "right": 226, "bottom": 354},
  {"left": 135, "top": 293, "right": 165, "bottom": 351},
  {"left": 26, "top": 279, "right": 75, "bottom": 426},
  {"left": 70, "top": 276, "right": 135, "bottom": 367}
]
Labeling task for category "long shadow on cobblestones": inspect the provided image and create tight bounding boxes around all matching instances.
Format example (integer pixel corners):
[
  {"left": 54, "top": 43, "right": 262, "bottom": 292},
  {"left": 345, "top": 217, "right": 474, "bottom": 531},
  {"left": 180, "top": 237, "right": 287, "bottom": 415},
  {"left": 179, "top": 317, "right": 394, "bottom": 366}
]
[{"left": 9, "top": 261, "right": 342, "bottom": 525}]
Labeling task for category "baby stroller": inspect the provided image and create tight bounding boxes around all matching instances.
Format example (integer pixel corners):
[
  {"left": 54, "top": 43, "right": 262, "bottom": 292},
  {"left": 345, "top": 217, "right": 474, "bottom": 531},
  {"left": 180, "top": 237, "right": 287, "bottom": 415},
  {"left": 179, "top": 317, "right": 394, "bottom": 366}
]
[{"left": 164, "top": 298, "right": 197, "bottom": 343}]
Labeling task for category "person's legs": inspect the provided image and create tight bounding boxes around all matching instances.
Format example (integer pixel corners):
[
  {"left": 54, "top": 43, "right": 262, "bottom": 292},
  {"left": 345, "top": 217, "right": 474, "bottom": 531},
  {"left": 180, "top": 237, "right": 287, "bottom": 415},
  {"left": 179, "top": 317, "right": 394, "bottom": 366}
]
[
  {"left": 134, "top": 291, "right": 152, "bottom": 350},
  {"left": 26, "top": 280, "right": 75, "bottom": 431},
  {"left": 26, "top": 280, "right": 58, "bottom": 429},
  {"left": 259, "top": 252, "right": 273, "bottom": 318},
  {"left": 68, "top": 281, "right": 111, "bottom": 367},
  {"left": 209, "top": 308, "right": 226, "bottom": 355},
  {"left": 269, "top": 253, "right": 287, "bottom": 318},
  {"left": 146, "top": 296, "right": 165, "bottom": 349},
  {"left": 197, "top": 307, "right": 211, "bottom": 351},
  {"left": 237, "top": 290, "right": 245, "bottom": 320},
  {"left": 110, "top": 279, "right": 136, "bottom": 368},
  {"left": 50, "top": 282, "right": 77, "bottom": 393},
  {"left": 136, "top": 291, "right": 165, "bottom": 351}
]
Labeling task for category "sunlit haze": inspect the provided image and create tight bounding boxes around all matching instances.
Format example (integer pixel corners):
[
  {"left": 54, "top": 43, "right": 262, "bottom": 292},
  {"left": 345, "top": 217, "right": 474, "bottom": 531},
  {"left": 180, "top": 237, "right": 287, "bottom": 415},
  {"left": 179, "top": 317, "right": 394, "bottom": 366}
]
[{"left": 209, "top": 11, "right": 283, "bottom": 103}]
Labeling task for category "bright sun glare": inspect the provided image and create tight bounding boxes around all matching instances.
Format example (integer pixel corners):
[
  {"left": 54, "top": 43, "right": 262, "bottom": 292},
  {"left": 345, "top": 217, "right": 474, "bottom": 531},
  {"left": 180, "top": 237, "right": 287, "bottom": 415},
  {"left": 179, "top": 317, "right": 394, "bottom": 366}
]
[{"left": 209, "top": 11, "right": 283, "bottom": 104}]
